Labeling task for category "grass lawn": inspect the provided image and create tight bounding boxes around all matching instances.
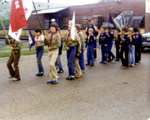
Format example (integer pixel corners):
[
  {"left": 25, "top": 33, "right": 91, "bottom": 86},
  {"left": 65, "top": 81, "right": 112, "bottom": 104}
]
[
  {"left": 0, "top": 43, "right": 29, "bottom": 50},
  {"left": 0, "top": 48, "right": 49, "bottom": 57},
  {"left": 0, "top": 48, "right": 66, "bottom": 57}
]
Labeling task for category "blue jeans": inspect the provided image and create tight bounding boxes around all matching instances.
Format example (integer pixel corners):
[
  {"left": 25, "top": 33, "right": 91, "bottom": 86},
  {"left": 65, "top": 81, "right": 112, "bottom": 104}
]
[
  {"left": 128, "top": 44, "right": 135, "bottom": 65},
  {"left": 101, "top": 44, "right": 108, "bottom": 62},
  {"left": 36, "top": 47, "right": 44, "bottom": 73},
  {"left": 108, "top": 42, "right": 115, "bottom": 60},
  {"left": 57, "top": 55, "right": 64, "bottom": 71},
  {"left": 79, "top": 48, "right": 85, "bottom": 71},
  {"left": 87, "top": 44, "right": 94, "bottom": 65},
  {"left": 67, "top": 46, "right": 76, "bottom": 76}
]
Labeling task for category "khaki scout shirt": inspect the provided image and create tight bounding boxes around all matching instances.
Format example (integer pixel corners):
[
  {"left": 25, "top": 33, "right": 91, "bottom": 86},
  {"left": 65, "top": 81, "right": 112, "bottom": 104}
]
[
  {"left": 77, "top": 31, "right": 85, "bottom": 48},
  {"left": 5, "top": 39, "right": 21, "bottom": 53},
  {"left": 45, "top": 32, "right": 61, "bottom": 50},
  {"left": 35, "top": 34, "right": 44, "bottom": 47},
  {"left": 64, "top": 32, "right": 81, "bottom": 54}
]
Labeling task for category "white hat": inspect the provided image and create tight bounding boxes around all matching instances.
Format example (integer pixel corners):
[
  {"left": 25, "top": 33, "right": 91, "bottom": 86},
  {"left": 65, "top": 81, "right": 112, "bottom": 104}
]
[{"left": 51, "top": 19, "right": 56, "bottom": 22}]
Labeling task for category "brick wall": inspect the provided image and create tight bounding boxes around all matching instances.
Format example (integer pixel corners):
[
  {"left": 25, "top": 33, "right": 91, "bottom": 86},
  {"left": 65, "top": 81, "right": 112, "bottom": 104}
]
[{"left": 69, "top": 0, "right": 145, "bottom": 24}]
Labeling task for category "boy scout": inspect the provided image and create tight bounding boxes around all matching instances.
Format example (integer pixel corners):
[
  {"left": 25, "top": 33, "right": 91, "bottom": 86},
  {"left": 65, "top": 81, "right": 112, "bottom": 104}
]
[
  {"left": 76, "top": 24, "right": 85, "bottom": 72},
  {"left": 120, "top": 27, "right": 130, "bottom": 69},
  {"left": 99, "top": 26, "right": 109, "bottom": 64},
  {"left": 115, "top": 28, "right": 121, "bottom": 61},
  {"left": 5, "top": 35, "right": 21, "bottom": 81},
  {"left": 64, "top": 20, "right": 81, "bottom": 80},
  {"left": 45, "top": 23, "right": 61, "bottom": 84},
  {"left": 35, "top": 27, "right": 45, "bottom": 76},
  {"left": 86, "top": 28, "right": 96, "bottom": 66}
]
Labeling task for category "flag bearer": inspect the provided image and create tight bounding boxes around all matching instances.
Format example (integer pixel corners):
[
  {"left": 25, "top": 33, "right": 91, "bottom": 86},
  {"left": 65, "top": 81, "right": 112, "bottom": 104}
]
[
  {"left": 115, "top": 28, "right": 121, "bottom": 61},
  {"left": 120, "top": 27, "right": 130, "bottom": 69},
  {"left": 5, "top": 35, "right": 21, "bottom": 81},
  {"left": 45, "top": 23, "right": 61, "bottom": 84},
  {"left": 99, "top": 26, "right": 109, "bottom": 64},
  {"left": 128, "top": 28, "right": 135, "bottom": 67},
  {"left": 64, "top": 20, "right": 81, "bottom": 80},
  {"left": 133, "top": 28, "right": 142, "bottom": 64},
  {"left": 108, "top": 27, "right": 115, "bottom": 62},
  {"left": 76, "top": 24, "right": 85, "bottom": 73},
  {"left": 86, "top": 19, "right": 98, "bottom": 60},
  {"left": 34, "top": 27, "right": 45, "bottom": 76},
  {"left": 86, "top": 28, "right": 96, "bottom": 66}
]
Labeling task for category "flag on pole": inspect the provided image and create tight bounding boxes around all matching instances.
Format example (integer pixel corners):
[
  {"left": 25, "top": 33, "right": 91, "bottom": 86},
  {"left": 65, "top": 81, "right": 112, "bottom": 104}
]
[
  {"left": 146, "top": 0, "right": 150, "bottom": 13},
  {"left": 71, "top": 11, "right": 76, "bottom": 40},
  {"left": 113, "top": 13, "right": 125, "bottom": 30},
  {"left": 109, "top": 13, "right": 115, "bottom": 27},
  {"left": 9, "top": 0, "right": 33, "bottom": 41},
  {"left": 28, "top": 27, "right": 35, "bottom": 50}
]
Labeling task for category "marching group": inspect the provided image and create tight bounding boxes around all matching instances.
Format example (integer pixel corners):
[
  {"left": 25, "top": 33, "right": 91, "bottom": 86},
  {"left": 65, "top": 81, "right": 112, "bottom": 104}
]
[{"left": 5, "top": 18, "right": 142, "bottom": 83}]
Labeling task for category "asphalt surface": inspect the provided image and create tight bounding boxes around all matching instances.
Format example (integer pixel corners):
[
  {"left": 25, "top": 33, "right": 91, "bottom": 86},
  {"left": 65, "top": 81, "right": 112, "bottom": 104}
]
[{"left": 0, "top": 48, "right": 150, "bottom": 120}]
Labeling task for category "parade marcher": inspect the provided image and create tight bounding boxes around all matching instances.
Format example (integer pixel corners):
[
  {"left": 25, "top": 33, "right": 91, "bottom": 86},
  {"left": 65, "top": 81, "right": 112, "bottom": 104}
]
[
  {"left": 45, "top": 23, "right": 61, "bottom": 84},
  {"left": 99, "top": 26, "right": 109, "bottom": 64},
  {"left": 133, "top": 28, "right": 142, "bottom": 64},
  {"left": 85, "top": 28, "right": 96, "bottom": 66},
  {"left": 64, "top": 20, "right": 81, "bottom": 80},
  {"left": 5, "top": 35, "right": 21, "bottom": 81},
  {"left": 76, "top": 24, "right": 85, "bottom": 72},
  {"left": 86, "top": 19, "right": 98, "bottom": 60},
  {"left": 108, "top": 27, "right": 115, "bottom": 62},
  {"left": 120, "top": 27, "right": 130, "bottom": 69},
  {"left": 74, "top": 28, "right": 82, "bottom": 78},
  {"left": 115, "top": 28, "right": 121, "bottom": 61},
  {"left": 128, "top": 28, "right": 135, "bottom": 67},
  {"left": 35, "top": 27, "right": 45, "bottom": 76}
]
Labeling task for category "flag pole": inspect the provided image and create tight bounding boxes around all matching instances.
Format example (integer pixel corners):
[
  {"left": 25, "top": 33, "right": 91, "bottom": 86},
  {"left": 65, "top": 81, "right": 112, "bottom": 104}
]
[
  {"left": 32, "top": 1, "right": 45, "bottom": 35},
  {"left": 0, "top": 18, "right": 15, "bottom": 56}
]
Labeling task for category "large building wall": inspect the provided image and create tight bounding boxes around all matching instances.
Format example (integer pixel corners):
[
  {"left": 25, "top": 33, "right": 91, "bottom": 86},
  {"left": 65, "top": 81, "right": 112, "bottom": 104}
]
[{"left": 69, "top": 0, "right": 145, "bottom": 24}]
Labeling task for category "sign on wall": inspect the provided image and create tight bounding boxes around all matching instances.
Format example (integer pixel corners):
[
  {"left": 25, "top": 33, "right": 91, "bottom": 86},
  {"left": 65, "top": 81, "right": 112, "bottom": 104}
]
[{"left": 146, "top": 0, "right": 150, "bottom": 13}]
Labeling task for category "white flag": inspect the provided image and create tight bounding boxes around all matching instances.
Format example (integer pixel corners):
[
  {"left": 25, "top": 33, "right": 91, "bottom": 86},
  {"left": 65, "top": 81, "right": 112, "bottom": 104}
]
[
  {"left": 71, "top": 11, "right": 76, "bottom": 41},
  {"left": 9, "top": 0, "right": 33, "bottom": 41},
  {"left": 146, "top": 0, "right": 150, "bottom": 13}
]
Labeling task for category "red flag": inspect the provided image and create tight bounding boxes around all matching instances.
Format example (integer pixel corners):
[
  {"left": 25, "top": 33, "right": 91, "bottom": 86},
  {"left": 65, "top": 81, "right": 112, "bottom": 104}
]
[{"left": 10, "top": 0, "right": 28, "bottom": 32}]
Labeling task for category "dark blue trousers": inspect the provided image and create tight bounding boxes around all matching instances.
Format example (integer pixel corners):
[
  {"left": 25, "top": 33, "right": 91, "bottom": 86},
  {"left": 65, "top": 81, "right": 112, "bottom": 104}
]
[
  {"left": 79, "top": 48, "right": 85, "bottom": 71},
  {"left": 67, "top": 46, "right": 76, "bottom": 76},
  {"left": 36, "top": 47, "right": 44, "bottom": 73},
  {"left": 101, "top": 44, "right": 108, "bottom": 62},
  {"left": 108, "top": 42, "right": 115, "bottom": 60},
  {"left": 87, "top": 44, "right": 94, "bottom": 65}
]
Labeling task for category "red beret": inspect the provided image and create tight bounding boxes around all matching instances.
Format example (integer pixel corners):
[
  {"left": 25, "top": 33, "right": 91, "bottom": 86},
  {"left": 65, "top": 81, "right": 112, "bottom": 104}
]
[{"left": 88, "top": 19, "right": 94, "bottom": 22}]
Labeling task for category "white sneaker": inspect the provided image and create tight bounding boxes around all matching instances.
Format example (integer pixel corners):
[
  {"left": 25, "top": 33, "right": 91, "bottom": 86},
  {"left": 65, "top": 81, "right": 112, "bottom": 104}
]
[{"left": 13, "top": 78, "right": 20, "bottom": 81}]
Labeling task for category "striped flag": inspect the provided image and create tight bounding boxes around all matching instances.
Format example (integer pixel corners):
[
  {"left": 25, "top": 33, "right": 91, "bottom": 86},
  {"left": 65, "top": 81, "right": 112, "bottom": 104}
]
[
  {"left": 28, "top": 27, "right": 35, "bottom": 50},
  {"left": 113, "top": 13, "right": 125, "bottom": 30}
]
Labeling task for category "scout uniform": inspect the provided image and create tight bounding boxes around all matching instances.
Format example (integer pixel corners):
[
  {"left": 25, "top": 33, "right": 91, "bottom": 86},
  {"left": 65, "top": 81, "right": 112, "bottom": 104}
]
[
  {"left": 133, "top": 32, "right": 142, "bottom": 64},
  {"left": 73, "top": 34, "right": 82, "bottom": 78},
  {"left": 120, "top": 33, "right": 130, "bottom": 68},
  {"left": 64, "top": 31, "right": 81, "bottom": 80},
  {"left": 86, "top": 19, "right": 98, "bottom": 60},
  {"left": 86, "top": 33, "right": 96, "bottom": 66},
  {"left": 115, "top": 32, "right": 122, "bottom": 61},
  {"left": 45, "top": 32, "right": 61, "bottom": 83},
  {"left": 5, "top": 38, "right": 21, "bottom": 81},
  {"left": 108, "top": 31, "right": 115, "bottom": 62},
  {"left": 77, "top": 30, "right": 85, "bottom": 72},
  {"left": 99, "top": 32, "right": 109, "bottom": 64},
  {"left": 35, "top": 34, "right": 44, "bottom": 76}
]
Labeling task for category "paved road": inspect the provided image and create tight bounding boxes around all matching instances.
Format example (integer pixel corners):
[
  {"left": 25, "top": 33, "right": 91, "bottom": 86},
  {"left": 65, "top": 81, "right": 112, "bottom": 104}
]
[{"left": 0, "top": 48, "right": 150, "bottom": 120}]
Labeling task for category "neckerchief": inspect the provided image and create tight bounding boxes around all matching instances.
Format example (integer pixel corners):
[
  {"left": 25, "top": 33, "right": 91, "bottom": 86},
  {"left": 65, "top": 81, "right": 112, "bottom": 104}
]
[
  {"left": 49, "top": 32, "right": 57, "bottom": 45},
  {"left": 87, "top": 34, "right": 93, "bottom": 43}
]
